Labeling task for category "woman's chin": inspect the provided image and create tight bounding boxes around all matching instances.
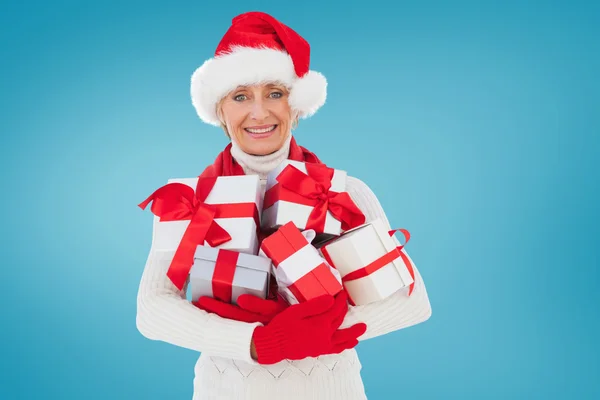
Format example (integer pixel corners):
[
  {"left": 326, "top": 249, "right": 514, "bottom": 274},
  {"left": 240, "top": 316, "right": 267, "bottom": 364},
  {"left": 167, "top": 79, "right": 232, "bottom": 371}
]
[
  {"left": 242, "top": 137, "right": 282, "bottom": 156},
  {"left": 246, "top": 144, "right": 280, "bottom": 156}
]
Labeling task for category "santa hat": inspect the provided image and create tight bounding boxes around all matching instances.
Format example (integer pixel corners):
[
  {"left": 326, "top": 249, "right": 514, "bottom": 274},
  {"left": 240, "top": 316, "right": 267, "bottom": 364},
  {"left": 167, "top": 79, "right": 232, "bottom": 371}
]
[{"left": 190, "top": 11, "right": 327, "bottom": 126}]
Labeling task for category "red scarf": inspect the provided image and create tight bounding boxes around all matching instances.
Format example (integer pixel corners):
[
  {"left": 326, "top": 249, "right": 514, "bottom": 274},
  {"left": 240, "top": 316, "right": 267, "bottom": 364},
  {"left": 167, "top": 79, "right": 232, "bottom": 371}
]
[{"left": 199, "top": 137, "right": 322, "bottom": 178}]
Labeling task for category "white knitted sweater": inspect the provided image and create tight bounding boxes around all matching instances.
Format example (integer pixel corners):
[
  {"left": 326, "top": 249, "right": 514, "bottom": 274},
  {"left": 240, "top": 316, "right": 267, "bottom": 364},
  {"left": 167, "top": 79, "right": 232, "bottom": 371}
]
[{"left": 136, "top": 136, "right": 432, "bottom": 399}]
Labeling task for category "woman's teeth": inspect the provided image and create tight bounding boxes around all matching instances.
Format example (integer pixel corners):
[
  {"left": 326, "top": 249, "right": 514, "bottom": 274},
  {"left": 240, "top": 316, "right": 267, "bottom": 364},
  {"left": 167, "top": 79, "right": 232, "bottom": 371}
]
[{"left": 245, "top": 125, "right": 276, "bottom": 134}]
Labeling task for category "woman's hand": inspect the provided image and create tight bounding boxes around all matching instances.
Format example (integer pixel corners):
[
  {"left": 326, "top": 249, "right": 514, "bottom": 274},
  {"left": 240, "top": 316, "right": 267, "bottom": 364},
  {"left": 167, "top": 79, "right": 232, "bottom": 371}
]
[
  {"left": 193, "top": 293, "right": 289, "bottom": 324},
  {"left": 251, "top": 291, "right": 367, "bottom": 364}
]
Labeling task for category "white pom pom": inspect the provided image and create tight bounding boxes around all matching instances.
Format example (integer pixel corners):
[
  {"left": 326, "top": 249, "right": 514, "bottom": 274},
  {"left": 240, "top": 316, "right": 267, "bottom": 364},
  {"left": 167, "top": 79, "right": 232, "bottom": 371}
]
[{"left": 288, "top": 70, "right": 328, "bottom": 118}]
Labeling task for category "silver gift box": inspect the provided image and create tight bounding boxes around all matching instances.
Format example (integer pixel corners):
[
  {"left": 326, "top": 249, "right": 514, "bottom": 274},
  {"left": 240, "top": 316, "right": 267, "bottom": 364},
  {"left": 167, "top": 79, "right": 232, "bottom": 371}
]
[{"left": 190, "top": 245, "right": 272, "bottom": 305}]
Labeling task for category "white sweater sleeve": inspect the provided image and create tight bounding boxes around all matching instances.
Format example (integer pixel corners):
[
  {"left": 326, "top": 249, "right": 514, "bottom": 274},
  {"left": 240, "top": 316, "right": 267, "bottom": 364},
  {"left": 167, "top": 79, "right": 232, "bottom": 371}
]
[
  {"left": 135, "top": 216, "right": 262, "bottom": 364},
  {"left": 338, "top": 176, "right": 433, "bottom": 340}
]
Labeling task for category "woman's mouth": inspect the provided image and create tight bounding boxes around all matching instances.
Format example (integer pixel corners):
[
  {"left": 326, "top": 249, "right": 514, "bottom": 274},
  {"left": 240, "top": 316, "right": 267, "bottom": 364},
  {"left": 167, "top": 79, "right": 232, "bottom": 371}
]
[{"left": 244, "top": 125, "right": 277, "bottom": 139}]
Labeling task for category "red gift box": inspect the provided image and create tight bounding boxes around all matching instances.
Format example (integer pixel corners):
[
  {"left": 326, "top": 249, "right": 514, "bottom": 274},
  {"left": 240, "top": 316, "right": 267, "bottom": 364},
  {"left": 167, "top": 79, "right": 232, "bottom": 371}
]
[{"left": 260, "top": 221, "right": 342, "bottom": 304}]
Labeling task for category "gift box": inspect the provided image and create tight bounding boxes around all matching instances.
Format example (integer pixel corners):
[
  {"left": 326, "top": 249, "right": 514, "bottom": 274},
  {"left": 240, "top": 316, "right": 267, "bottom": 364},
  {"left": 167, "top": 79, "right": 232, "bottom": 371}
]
[
  {"left": 190, "top": 246, "right": 272, "bottom": 305},
  {"left": 318, "top": 218, "right": 415, "bottom": 306},
  {"left": 139, "top": 174, "right": 262, "bottom": 290},
  {"left": 259, "top": 221, "right": 343, "bottom": 305},
  {"left": 149, "top": 175, "right": 262, "bottom": 253},
  {"left": 262, "top": 160, "right": 365, "bottom": 242}
]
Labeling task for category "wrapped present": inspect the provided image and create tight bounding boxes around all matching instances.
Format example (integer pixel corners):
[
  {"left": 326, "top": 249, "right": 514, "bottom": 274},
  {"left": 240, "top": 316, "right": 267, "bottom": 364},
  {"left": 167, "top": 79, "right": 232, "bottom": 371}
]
[
  {"left": 138, "top": 175, "right": 262, "bottom": 290},
  {"left": 259, "top": 221, "right": 343, "bottom": 305},
  {"left": 190, "top": 246, "right": 272, "bottom": 305},
  {"left": 262, "top": 160, "right": 365, "bottom": 242},
  {"left": 318, "top": 218, "right": 415, "bottom": 306}
]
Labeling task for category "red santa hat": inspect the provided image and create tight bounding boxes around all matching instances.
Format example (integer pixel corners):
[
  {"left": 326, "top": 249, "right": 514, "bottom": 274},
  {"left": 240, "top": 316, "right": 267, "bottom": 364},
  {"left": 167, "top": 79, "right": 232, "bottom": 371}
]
[{"left": 191, "top": 11, "right": 327, "bottom": 126}]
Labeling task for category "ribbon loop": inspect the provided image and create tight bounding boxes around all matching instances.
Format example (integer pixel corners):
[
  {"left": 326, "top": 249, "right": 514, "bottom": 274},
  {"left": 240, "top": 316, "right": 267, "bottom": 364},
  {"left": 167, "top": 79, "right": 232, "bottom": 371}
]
[
  {"left": 388, "top": 228, "right": 410, "bottom": 249},
  {"left": 388, "top": 228, "right": 414, "bottom": 295},
  {"left": 138, "top": 183, "right": 198, "bottom": 221}
]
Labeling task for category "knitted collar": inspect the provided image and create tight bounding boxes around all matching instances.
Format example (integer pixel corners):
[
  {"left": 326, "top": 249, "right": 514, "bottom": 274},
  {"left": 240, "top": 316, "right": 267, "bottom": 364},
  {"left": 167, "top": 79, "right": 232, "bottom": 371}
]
[{"left": 230, "top": 134, "right": 292, "bottom": 179}]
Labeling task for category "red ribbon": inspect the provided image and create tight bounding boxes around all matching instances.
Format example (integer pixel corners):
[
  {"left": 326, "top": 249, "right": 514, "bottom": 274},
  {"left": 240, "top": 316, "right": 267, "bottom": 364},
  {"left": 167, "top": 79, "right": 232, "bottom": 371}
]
[
  {"left": 263, "top": 164, "right": 365, "bottom": 234},
  {"left": 138, "top": 177, "right": 259, "bottom": 290},
  {"left": 287, "top": 262, "right": 342, "bottom": 303},
  {"left": 340, "top": 249, "right": 401, "bottom": 283},
  {"left": 321, "top": 227, "right": 415, "bottom": 301},
  {"left": 211, "top": 249, "right": 239, "bottom": 303},
  {"left": 389, "top": 229, "right": 415, "bottom": 296}
]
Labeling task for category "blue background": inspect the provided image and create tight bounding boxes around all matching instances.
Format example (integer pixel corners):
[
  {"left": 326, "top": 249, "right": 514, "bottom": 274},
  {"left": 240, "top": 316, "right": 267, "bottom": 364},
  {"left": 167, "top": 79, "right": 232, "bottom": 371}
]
[{"left": 1, "top": 0, "right": 598, "bottom": 398}]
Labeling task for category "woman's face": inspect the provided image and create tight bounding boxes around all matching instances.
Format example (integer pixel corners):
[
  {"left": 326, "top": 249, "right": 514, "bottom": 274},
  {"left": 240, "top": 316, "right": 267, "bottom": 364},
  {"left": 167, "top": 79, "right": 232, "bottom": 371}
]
[{"left": 219, "top": 83, "right": 293, "bottom": 156}]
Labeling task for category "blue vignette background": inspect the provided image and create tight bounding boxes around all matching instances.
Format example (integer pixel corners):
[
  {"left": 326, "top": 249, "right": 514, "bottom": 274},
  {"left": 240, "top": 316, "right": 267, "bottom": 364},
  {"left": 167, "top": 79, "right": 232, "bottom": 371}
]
[{"left": 1, "top": 0, "right": 598, "bottom": 399}]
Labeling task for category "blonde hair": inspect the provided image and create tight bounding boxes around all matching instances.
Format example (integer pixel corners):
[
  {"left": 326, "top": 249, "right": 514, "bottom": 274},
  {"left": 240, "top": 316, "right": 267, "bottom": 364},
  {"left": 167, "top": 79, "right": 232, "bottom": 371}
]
[{"left": 216, "top": 97, "right": 230, "bottom": 138}]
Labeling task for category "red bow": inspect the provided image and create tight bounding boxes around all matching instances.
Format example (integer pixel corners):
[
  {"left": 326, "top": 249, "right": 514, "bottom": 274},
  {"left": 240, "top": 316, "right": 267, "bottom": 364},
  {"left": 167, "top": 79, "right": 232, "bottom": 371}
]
[
  {"left": 138, "top": 177, "right": 232, "bottom": 290},
  {"left": 273, "top": 164, "right": 366, "bottom": 233}
]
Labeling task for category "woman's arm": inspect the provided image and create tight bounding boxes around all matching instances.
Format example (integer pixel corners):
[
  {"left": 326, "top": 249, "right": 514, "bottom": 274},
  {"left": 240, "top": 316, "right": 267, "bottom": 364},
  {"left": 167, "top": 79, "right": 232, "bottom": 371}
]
[
  {"left": 338, "top": 176, "right": 432, "bottom": 340},
  {"left": 136, "top": 216, "right": 261, "bottom": 363}
]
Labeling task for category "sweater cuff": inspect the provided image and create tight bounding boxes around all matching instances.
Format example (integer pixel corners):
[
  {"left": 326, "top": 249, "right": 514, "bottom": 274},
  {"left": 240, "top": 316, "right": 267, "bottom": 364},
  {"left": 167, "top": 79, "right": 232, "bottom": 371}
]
[{"left": 202, "top": 315, "right": 263, "bottom": 364}]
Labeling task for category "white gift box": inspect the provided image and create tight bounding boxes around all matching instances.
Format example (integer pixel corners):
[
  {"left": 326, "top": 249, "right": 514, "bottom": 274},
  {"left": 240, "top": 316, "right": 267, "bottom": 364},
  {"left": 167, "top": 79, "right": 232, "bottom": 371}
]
[
  {"left": 190, "top": 245, "right": 272, "bottom": 305},
  {"left": 152, "top": 175, "right": 262, "bottom": 255},
  {"left": 318, "top": 218, "right": 414, "bottom": 306},
  {"left": 262, "top": 160, "right": 347, "bottom": 239}
]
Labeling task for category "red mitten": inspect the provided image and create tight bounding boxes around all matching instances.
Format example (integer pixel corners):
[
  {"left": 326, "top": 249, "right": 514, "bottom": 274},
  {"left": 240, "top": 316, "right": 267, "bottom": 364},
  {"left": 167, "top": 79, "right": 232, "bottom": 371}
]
[
  {"left": 252, "top": 293, "right": 367, "bottom": 364},
  {"left": 193, "top": 294, "right": 289, "bottom": 324},
  {"left": 237, "top": 293, "right": 289, "bottom": 321},
  {"left": 193, "top": 297, "right": 262, "bottom": 324},
  {"left": 319, "top": 290, "right": 366, "bottom": 354}
]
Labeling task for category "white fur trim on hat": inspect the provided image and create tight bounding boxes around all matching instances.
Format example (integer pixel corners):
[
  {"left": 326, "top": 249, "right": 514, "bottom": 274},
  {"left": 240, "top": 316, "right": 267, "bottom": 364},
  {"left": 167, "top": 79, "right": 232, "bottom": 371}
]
[
  {"left": 288, "top": 70, "right": 327, "bottom": 119},
  {"left": 190, "top": 46, "right": 327, "bottom": 126}
]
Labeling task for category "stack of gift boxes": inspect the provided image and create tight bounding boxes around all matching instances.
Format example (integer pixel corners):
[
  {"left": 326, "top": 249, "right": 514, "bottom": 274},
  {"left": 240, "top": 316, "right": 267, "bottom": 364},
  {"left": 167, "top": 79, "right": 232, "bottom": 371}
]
[{"left": 139, "top": 160, "right": 416, "bottom": 308}]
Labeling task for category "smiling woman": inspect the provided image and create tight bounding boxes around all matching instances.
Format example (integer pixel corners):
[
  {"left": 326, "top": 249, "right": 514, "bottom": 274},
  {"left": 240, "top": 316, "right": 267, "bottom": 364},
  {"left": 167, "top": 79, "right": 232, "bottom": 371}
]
[
  {"left": 136, "top": 10, "right": 431, "bottom": 400},
  {"left": 217, "top": 83, "right": 296, "bottom": 156}
]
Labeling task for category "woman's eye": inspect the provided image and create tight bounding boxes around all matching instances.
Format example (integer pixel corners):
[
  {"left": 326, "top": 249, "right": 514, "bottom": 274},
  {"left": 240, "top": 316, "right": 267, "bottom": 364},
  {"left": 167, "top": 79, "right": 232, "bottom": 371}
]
[
  {"left": 234, "top": 94, "right": 247, "bottom": 101},
  {"left": 270, "top": 92, "right": 283, "bottom": 98}
]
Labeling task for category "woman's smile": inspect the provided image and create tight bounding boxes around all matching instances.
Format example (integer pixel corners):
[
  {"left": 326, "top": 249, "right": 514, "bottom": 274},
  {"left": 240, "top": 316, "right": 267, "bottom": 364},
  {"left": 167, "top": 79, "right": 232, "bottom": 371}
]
[{"left": 244, "top": 124, "right": 278, "bottom": 139}]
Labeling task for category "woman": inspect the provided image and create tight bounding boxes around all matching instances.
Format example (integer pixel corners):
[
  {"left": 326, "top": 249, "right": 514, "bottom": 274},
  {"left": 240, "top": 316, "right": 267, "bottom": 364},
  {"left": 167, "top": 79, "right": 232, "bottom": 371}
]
[{"left": 136, "top": 11, "right": 432, "bottom": 399}]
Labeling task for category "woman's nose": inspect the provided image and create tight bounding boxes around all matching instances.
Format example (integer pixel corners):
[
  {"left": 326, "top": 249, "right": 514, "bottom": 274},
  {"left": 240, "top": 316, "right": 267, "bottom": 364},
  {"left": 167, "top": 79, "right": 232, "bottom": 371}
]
[{"left": 250, "top": 99, "right": 269, "bottom": 120}]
